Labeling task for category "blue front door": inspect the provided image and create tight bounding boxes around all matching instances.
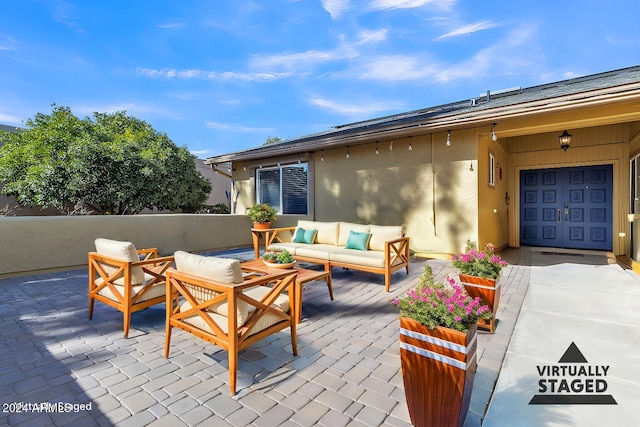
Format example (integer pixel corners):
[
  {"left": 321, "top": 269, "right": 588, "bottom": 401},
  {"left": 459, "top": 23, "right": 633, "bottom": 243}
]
[{"left": 520, "top": 165, "right": 613, "bottom": 250}]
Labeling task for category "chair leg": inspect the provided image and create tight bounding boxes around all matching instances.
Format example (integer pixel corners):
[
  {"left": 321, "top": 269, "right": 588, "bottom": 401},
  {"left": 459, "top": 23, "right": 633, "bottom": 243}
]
[
  {"left": 229, "top": 351, "right": 238, "bottom": 395},
  {"left": 123, "top": 312, "right": 130, "bottom": 338},
  {"left": 88, "top": 297, "right": 94, "bottom": 320},
  {"left": 164, "top": 325, "right": 172, "bottom": 358},
  {"left": 385, "top": 271, "right": 391, "bottom": 292}
]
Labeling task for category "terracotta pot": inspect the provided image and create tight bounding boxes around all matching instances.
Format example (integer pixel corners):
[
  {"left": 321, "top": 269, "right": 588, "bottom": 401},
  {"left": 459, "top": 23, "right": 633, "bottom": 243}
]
[
  {"left": 459, "top": 274, "right": 500, "bottom": 333},
  {"left": 400, "top": 317, "right": 477, "bottom": 427},
  {"left": 252, "top": 221, "right": 272, "bottom": 230}
]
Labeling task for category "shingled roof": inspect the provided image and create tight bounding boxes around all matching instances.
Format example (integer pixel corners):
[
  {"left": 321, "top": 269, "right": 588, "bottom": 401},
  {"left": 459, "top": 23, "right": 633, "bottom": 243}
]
[{"left": 206, "top": 65, "right": 640, "bottom": 165}]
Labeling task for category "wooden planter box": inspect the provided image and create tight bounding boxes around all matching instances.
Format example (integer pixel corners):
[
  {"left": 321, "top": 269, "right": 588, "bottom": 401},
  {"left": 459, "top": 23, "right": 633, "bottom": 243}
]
[
  {"left": 458, "top": 274, "right": 500, "bottom": 333},
  {"left": 399, "top": 317, "right": 477, "bottom": 427}
]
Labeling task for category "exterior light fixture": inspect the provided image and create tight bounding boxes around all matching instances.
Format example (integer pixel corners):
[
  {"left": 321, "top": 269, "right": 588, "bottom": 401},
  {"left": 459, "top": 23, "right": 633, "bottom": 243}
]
[
  {"left": 491, "top": 123, "right": 497, "bottom": 141},
  {"left": 298, "top": 157, "right": 301, "bottom": 164},
  {"left": 559, "top": 130, "right": 572, "bottom": 151},
  {"left": 408, "top": 136, "right": 413, "bottom": 151},
  {"left": 346, "top": 146, "right": 350, "bottom": 158},
  {"left": 320, "top": 150, "right": 325, "bottom": 161},
  {"left": 375, "top": 141, "right": 379, "bottom": 155},
  {"left": 243, "top": 163, "right": 247, "bottom": 171},
  {"left": 446, "top": 131, "right": 451, "bottom": 147}
]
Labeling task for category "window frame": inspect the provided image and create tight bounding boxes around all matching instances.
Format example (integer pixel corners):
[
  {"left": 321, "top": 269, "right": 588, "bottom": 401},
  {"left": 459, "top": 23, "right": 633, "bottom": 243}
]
[{"left": 256, "top": 162, "right": 309, "bottom": 215}]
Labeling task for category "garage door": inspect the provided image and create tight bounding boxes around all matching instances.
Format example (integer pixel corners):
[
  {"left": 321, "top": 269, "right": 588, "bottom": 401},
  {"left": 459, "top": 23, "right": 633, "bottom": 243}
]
[{"left": 520, "top": 165, "right": 612, "bottom": 250}]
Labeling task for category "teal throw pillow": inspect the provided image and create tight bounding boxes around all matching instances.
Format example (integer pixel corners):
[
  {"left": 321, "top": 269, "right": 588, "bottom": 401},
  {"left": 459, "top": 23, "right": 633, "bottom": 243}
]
[
  {"left": 345, "top": 230, "right": 371, "bottom": 251},
  {"left": 293, "top": 228, "right": 317, "bottom": 244}
]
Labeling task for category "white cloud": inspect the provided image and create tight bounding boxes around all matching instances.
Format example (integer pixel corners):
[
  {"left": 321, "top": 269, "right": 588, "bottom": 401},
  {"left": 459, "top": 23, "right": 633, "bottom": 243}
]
[
  {"left": 369, "top": 0, "right": 455, "bottom": 11},
  {"left": 348, "top": 55, "right": 440, "bottom": 81},
  {"left": 204, "top": 121, "right": 275, "bottom": 133},
  {"left": 437, "top": 20, "right": 500, "bottom": 40},
  {"left": 322, "top": 0, "right": 350, "bottom": 19},
  {"left": 356, "top": 29, "right": 388, "bottom": 44},
  {"left": 157, "top": 22, "right": 184, "bottom": 29},
  {"left": 136, "top": 67, "right": 292, "bottom": 82},
  {"left": 309, "top": 96, "right": 402, "bottom": 116},
  {"left": 0, "top": 112, "right": 24, "bottom": 125}
]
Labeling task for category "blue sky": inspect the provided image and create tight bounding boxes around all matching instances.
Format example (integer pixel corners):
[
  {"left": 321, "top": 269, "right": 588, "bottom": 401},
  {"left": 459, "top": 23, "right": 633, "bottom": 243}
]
[{"left": 1, "top": 1, "right": 639, "bottom": 159}]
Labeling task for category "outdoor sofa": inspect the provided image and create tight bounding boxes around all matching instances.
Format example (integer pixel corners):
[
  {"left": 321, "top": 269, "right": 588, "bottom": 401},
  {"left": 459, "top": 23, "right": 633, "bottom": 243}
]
[{"left": 266, "top": 220, "right": 410, "bottom": 292}]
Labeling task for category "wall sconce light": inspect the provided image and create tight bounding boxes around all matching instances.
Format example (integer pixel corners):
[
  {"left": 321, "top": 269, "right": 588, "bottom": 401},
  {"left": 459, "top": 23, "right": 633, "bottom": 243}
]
[
  {"left": 491, "top": 123, "right": 497, "bottom": 141},
  {"left": 628, "top": 213, "right": 636, "bottom": 223},
  {"left": 446, "top": 131, "right": 451, "bottom": 147},
  {"left": 320, "top": 150, "right": 325, "bottom": 161},
  {"left": 558, "top": 130, "right": 572, "bottom": 151},
  {"left": 243, "top": 163, "right": 247, "bottom": 171},
  {"left": 408, "top": 136, "right": 413, "bottom": 151},
  {"left": 375, "top": 141, "right": 379, "bottom": 155},
  {"left": 346, "top": 146, "right": 350, "bottom": 158}
]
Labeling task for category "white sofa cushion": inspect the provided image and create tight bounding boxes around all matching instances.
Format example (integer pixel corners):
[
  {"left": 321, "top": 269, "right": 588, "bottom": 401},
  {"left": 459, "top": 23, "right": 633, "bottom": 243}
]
[
  {"left": 368, "top": 225, "right": 404, "bottom": 251},
  {"left": 297, "top": 220, "right": 339, "bottom": 245},
  {"left": 94, "top": 238, "right": 146, "bottom": 285},
  {"left": 338, "top": 222, "right": 370, "bottom": 246},
  {"left": 329, "top": 247, "right": 386, "bottom": 268}
]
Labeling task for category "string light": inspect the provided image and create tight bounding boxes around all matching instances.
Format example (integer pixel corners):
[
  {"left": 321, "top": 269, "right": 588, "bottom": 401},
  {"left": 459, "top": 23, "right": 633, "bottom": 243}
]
[
  {"left": 375, "top": 141, "right": 379, "bottom": 155},
  {"left": 408, "top": 136, "right": 413, "bottom": 151},
  {"left": 346, "top": 146, "right": 350, "bottom": 158},
  {"left": 491, "top": 123, "right": 497, "bottom": 141},
  {"left": 320, "top": 150, "right": 324, "bottom": 161},
  {"left": 446, "top": 131, "right": 451, "bottom": 147}
]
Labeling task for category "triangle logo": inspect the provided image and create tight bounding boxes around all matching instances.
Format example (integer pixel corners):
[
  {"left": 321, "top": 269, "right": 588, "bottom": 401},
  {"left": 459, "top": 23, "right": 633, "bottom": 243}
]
[{"left": 558, "top": 342, "right": 589, "bottom": 364}]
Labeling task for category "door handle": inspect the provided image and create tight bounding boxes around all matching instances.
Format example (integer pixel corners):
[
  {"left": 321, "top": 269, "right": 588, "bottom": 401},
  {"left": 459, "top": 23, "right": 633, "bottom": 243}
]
[{"left": 558, "top": 209, "right": 561, "bottom": 223}]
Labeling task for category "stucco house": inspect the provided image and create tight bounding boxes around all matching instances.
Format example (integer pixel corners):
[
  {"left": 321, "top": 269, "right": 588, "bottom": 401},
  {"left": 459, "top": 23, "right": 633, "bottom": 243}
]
[{"left": 206, "top": 65, "right": 640, "bottom": 266}]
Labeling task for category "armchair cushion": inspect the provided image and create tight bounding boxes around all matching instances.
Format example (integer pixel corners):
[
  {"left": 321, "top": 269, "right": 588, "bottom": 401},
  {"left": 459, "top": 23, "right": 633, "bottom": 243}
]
[
  {"left": 94, "top": 238, "right": 146, "bottom": 285},
  {"left": 175, "top": 251, "right": 243, "bottom": 284},
  {"left": 174, "top": 251, "right": 249, "bottom": 323}
]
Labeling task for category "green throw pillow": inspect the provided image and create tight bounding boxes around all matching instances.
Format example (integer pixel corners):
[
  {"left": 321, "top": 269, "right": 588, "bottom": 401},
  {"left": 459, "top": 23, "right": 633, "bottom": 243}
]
[
  {"left": 293, "top": 228, "right": 317, "bottom": 244},
  {"left": 345, "top": 230, "right": 371, "bottom": 251}
]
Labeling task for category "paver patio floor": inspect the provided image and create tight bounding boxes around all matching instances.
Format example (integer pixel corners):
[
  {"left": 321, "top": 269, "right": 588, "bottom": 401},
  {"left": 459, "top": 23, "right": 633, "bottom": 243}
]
[{"left": 0, "top": 248, "right": 527, "bottom": 426}]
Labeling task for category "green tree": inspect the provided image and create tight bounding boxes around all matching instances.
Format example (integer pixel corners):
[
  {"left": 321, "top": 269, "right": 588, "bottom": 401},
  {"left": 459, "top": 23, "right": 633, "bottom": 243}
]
[
  {"left": 0, "top": 105, "right": 212, "bottom": 215},
  {"left": 264, "top": 136, "right": 281, "bottom": 145}
]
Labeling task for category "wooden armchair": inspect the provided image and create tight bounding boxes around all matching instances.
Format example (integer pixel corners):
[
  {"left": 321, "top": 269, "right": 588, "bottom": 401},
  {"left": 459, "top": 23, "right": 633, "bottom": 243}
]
[
  {"left": 165, "top": 251, "right": 298, "bottom": 395},
  {"left": 88, "top": 238, "right": 174, "bottom": 337}
]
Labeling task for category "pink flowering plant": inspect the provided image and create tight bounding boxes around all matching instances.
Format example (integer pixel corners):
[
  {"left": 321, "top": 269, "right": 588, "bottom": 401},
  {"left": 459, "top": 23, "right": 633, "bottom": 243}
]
[
  {"left": 391, "top": 266, "right": 492, "bottom": 333},
  {"left": 451, "top": 241, "right": 507, "bottom": 279}
]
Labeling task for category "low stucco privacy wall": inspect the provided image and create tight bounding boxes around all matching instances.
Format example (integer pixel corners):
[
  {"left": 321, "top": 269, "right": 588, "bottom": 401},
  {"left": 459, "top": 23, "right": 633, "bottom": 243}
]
[{"left": 0, "top": 214, "right": 299, "bottom": 276}]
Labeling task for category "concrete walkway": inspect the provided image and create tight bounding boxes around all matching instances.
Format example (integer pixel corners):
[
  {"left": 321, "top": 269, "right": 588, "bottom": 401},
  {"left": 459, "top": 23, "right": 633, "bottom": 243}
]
[{"left": 483, "top": 248, "right": 640, "bottom": 427}]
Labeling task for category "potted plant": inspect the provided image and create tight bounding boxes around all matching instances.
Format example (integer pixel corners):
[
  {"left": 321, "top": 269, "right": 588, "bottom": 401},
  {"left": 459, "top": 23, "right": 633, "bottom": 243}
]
[
  {"left": 391, "top": 266, "right": 491, "bottom": 427},
  {"left": 451, "top": 241, "right": 507, "bottom": 333},
  {"left": 262, "top": 250, "right": 295, "bottom": 269},
  {"left": 247, "top": 203, "right": 277, "bottom": 229}
]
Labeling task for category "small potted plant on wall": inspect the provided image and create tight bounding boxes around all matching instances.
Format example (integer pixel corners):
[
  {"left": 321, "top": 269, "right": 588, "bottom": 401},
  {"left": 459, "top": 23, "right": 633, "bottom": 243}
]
[
  {"left": 391, "top": 266, "right": 492, "bottom": 427},
  {"left": 451, "top": 241, "right": 507, "bottom": 333},
  {"left": 247, "top": 203, "right": 277, "bottom": 230}
]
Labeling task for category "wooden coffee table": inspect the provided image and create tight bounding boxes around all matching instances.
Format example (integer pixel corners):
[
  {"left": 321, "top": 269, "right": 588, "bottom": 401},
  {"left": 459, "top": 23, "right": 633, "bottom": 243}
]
[{"left": 240, "top": 258, "right": 333, "bottom": 324}]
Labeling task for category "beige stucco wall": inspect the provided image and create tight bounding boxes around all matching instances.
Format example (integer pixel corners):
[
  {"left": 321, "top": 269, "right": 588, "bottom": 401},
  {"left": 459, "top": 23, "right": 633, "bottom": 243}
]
[
  {"left": 477, "top": 136, "right": 510, "bottom": 250},
  {"left": 0, "top": 214, "right": 270, "bottom": 276},
  {"left": 232, "top": 131, "right": 482, "bottom": 255}
]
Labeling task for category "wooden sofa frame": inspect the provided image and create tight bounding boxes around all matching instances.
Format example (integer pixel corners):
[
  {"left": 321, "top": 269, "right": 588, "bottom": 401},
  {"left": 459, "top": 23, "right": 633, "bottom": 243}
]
[{"left": 266, "top": 226, "right": 410, "bottom": 292}]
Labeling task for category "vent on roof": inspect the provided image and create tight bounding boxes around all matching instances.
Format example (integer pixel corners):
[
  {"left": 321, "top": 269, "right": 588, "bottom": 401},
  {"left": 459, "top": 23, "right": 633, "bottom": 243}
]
[{"left": 480, "top": 86, "right": 522, "bottom": 100}]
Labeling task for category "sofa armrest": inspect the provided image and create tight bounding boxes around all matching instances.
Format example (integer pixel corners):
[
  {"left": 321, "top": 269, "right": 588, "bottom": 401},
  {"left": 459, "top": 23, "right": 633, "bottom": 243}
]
[
  {"left": 384, "top": 236, "right": 410, "bottom": 267},
  {"left": 267, "top": 226, "right": 297, "bottom": 246}
]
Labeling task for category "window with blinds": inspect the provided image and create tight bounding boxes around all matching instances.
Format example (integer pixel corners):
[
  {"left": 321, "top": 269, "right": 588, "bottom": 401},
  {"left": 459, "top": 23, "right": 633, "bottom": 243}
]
[{"left": 257, "top": 164, "right": 308, "bottom": 214}]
